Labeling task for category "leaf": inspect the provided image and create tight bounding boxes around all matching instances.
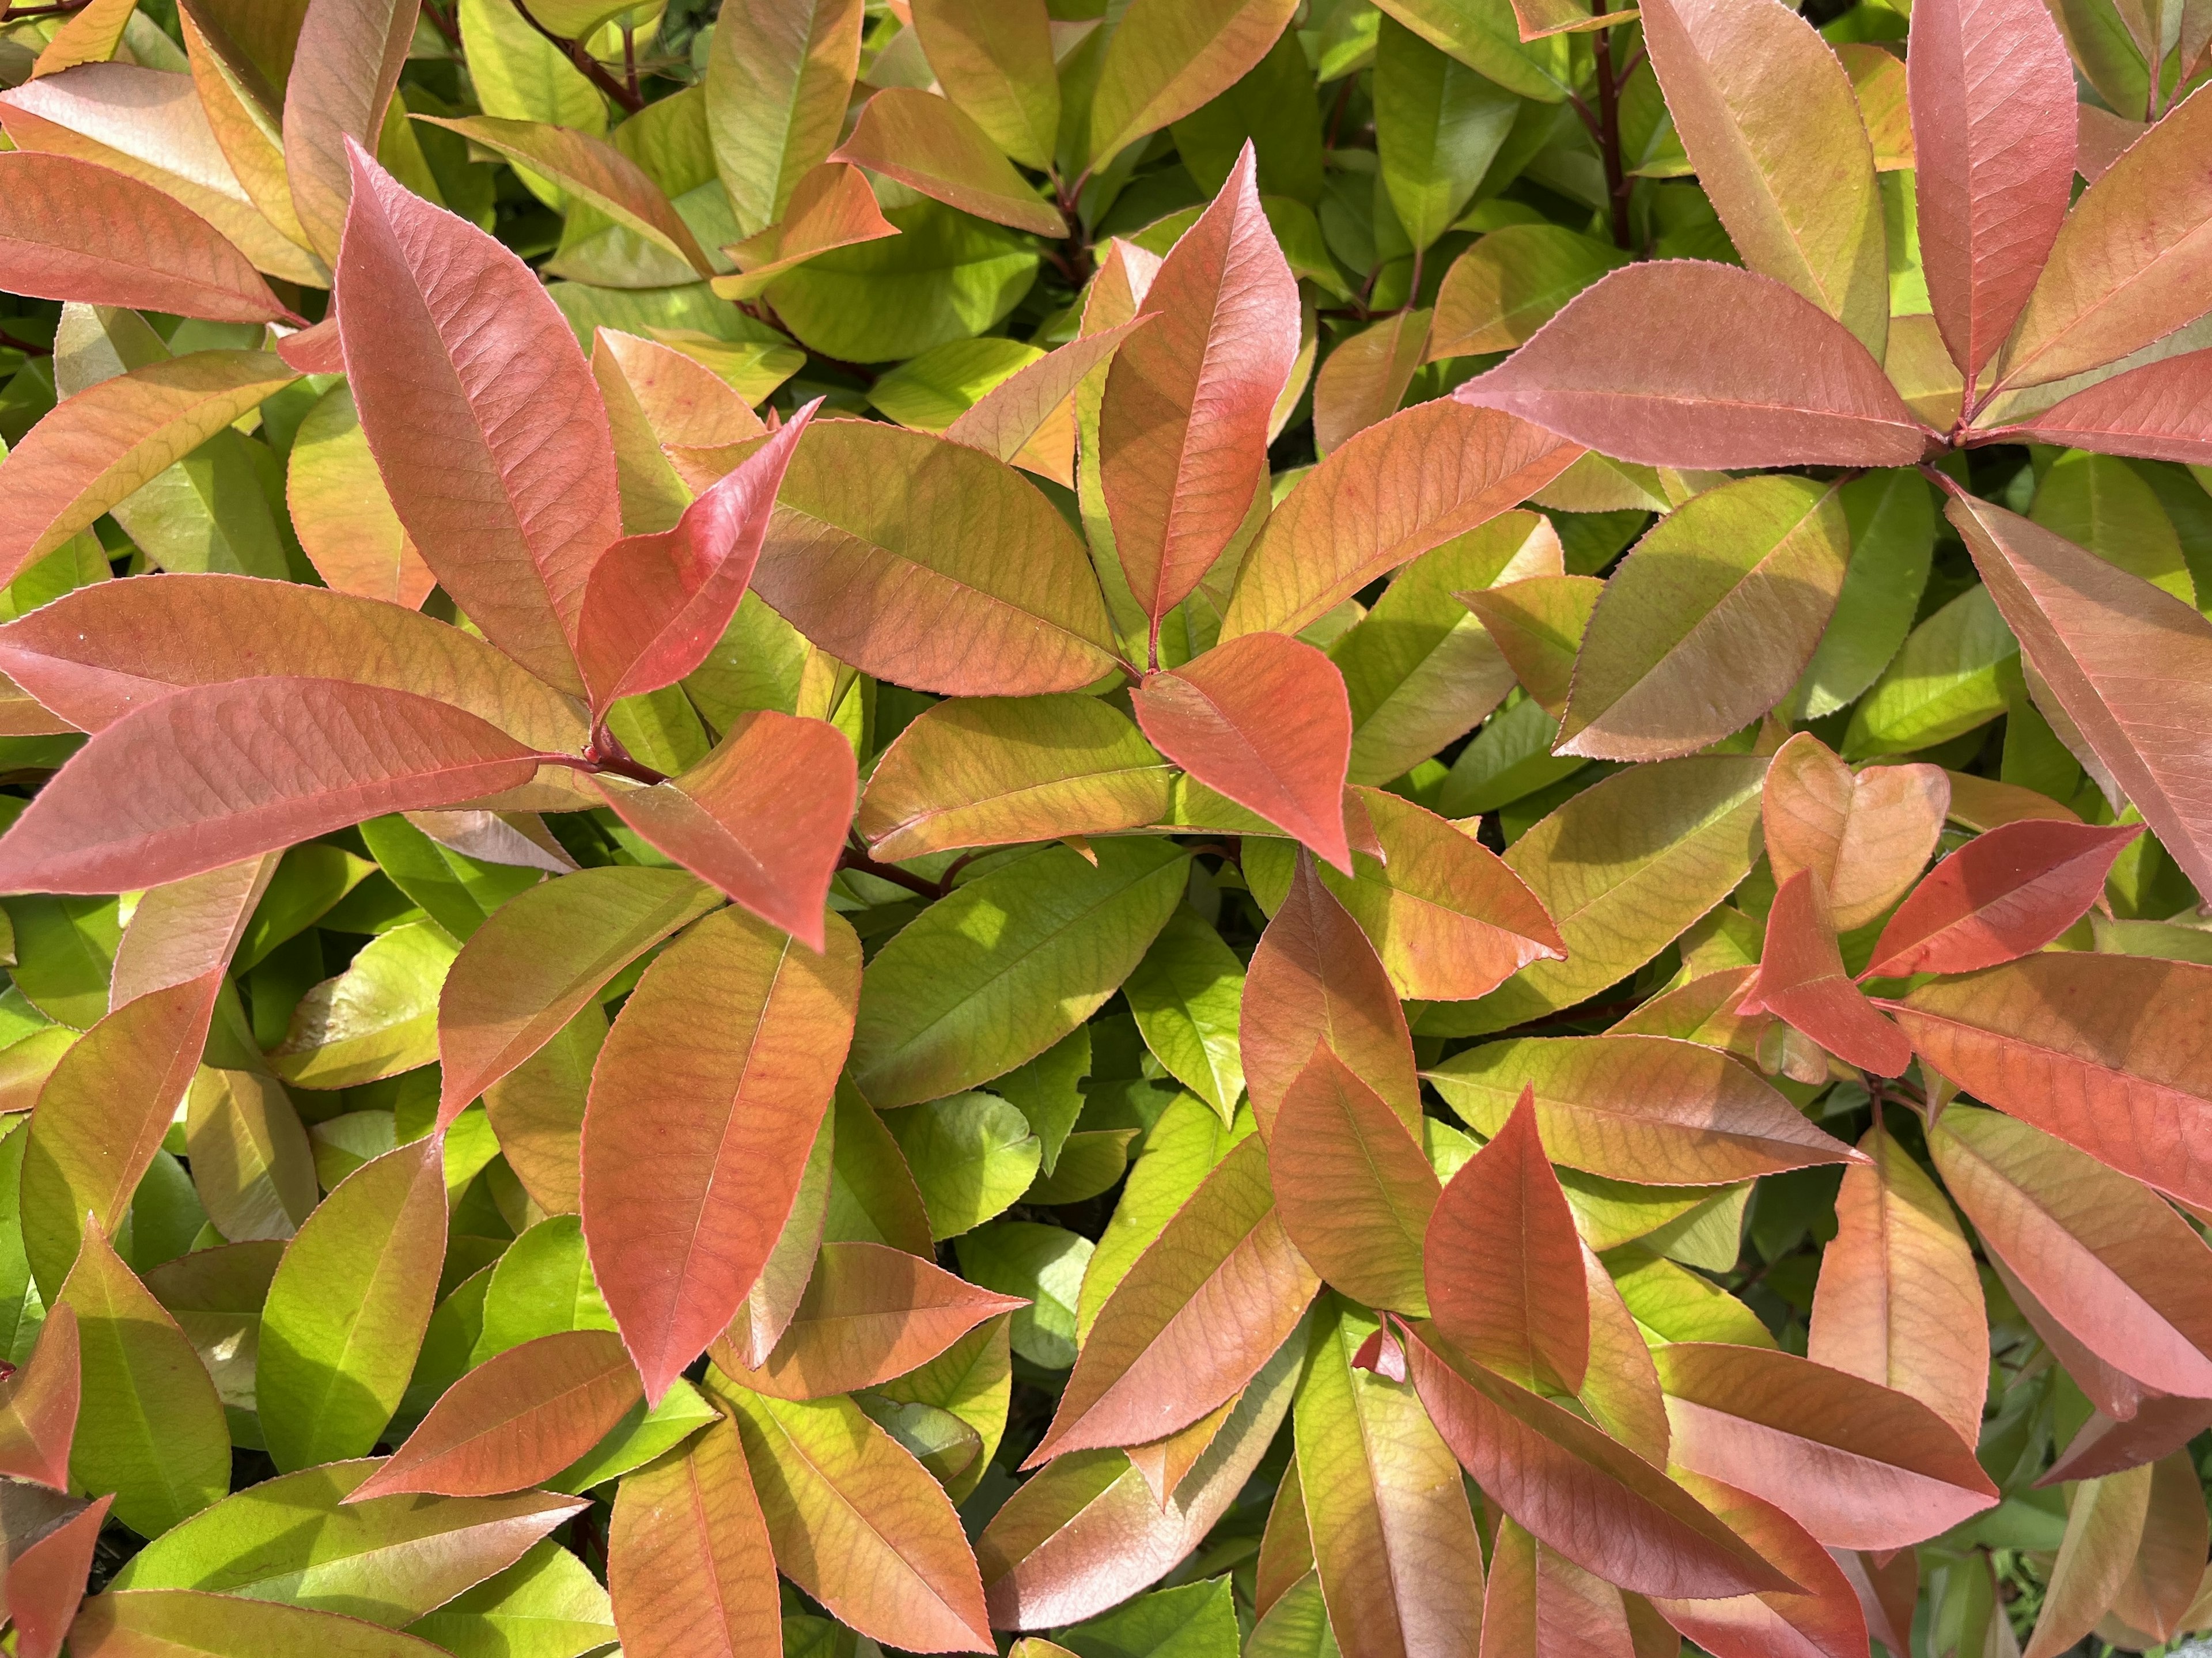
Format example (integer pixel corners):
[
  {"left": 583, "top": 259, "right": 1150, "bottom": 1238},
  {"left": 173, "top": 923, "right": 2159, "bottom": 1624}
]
[
  {"left": 1865, "top": 818, "right": 2141, "bottom": 976},
  {"left": 1926, "top": 1105, "right": 2212, "bottom": 1398},
  {"left": 60, "top": 1223, "right": 230, "bottom": 1538},
  {"left": 1639, "top": 0, "right": 1888, "bottom": 356},
  {"left": 1908, "top": 0, "right": 2079, "bottom": 382},
  {"left": 1372, "top": 0, "right": 1574, "bottom": 100},
  {"left": 1272, "top": 1048, "right": 1440, "bottom": 1312},
  {"left": 1454, "top": 262, "right": 1931, "bottom": 469},
  {"left": 1647, "top": 1473, "right": 1873, "bottom": 1658},
  {"left": 1124, "top": 908, "right": 1247, "bottom": 1121},
  {"left": 2043, "top": 1396, "right": 2212, "bottom": 1484},
  {"left": 1425, "top": 1034, "right": 1859, "bottom": 1183},
  {"left": 1785, "top": 468, "right": 1937, "bottom": 722},
  {"left": 2022, "top": 1467, "right": 2152, "bottom": 1658},
  {"left": 0, "top": 1288, "right": 74, "bottom": 1493},
  {"left": 1222, "top": 399, "right": 1581, "bottom": 640},
  {"left": 5, "top": 1492, "right": 111, "bottom": 1658},
  {"left": 2003, "top": 348, "right": 2212, "bottom": 462},
  {"left": 1426, "top": 1086, "right": 1587, "bottom": 1389},
  {"left": 1027, "top": 1133, "right": 1318, "bottom": 1463},
  {"left": 1839, "top": 581, "right": 2017, "bottom": 760},
  {"left": 609, "top": 1416, "right": 779, "bottom": 1658},
  {"left": 287, "top": 384, "right": 435, "bottom": 608},
  {"left": 271, "top": 921, "right": 458, "bottom": 1090},
  {"left": 67, "top": 1589, "right": 454, "bottom": 1657},
  {"left": 257, "top": 1139, "right": 448, "bottom": 1471},
  {"left": 908, "top": 0, "right": 1057, "bottom": 172},
  {"left": 401, "top": 1539, "right": 615, "bottom": 1658},
  {"left": 943, "top": 320, "right": 1154, "bottom": 482},
  {"left": 584, "top": 905, "right": 859, "bottom": 1402},
  {"left": 883, "top": 1092, "right": 1043, "bottom": 1240},
  {"left": 111, "top": 1463, "right": 582, "bottom": 1625},
  {"left": 1431, "top": 225, "right": 1629, "bottom": 358},
  {"left": 1133, "top": 634, "right": 1354, "bottom": 870},
  {"left": 1101, "top": 147, "right": 1298, "bottom": 628},
  {"left": 1945, "top": 488, "right": 2212, "bottom": 899},
  {"left": 1994, "top": 85, "right": 2212, "bottom": 392},
  {"left": 2107, "top": 1448, "right": 2209, "bottom": 1645},
  {"left": 1885, "top": 953, "right": 2212, "bottom": 1210},
  {"left": 0, "top": 349, "right": 297, "bottom": 589},
  {"left": 1312, "top": 309, "right": 1433, "bottom": 457},
  {"left": 1741, "top": 870, "right": 1914, "bottom": 1075},
  {"left": 1652, "top": 1341, "right": 2001, "bottom": 1548},
  {"left": 850, "top": 839, "right": 1187, "bottom": 1109},
  {"left": 1482, "top": 1516, "right": 1642, "bottom": 1658},
  {"left": 1375, "top": 15, "right": 1520, "bottom": 254},
  {"left": 1402, "top": 1323, "right": 1790, "bottom": 1598},
  {"left": 717, "top": 1382, "right": 994, "bottom": 1653},
  {"left": 833, "top": 89, "right": 1062, "bottom": 237},
  {"left": 753, "top": 419, "right": 1120, "bottom": 696},
  {"left": 1558, "top": 476, "right": 1850, "bottom": 760},
  {"left": 336, "top": 143, "right": 620, "bottom": 699},
  {"left": 281, "top": 0, "right": 414, "bottom": 260},
  {"left": 1460, "top": 576, "right": 1603, "bottom": 720},
  {"left": 0, "top": 151, "right": 294, "bottom": 323},
  {"left": 183, "top": 1069, "right": 317, "bottom": 1242},
  {"left": 1763, "top": 733, "right": 1948, "bottom": 932},
  {"left": 1241, "top": 855, "right": 1422, "bottom": 1139},
  {"left": 704, "top": 0, "right": 863, "bottom": 238},
  {"left": 348, "top": 1331, "right": 642, "bottom": 1502},
  {"left": 1088, "top": 0, "right": 1302, "bottom": 172}
]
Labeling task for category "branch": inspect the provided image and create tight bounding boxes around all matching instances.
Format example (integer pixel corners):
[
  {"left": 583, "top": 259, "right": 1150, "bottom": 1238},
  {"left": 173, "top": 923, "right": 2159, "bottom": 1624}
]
[
  {"left": 509, "top": 0, "right": 644, "bottom": 113},
  {"left": 838, "top": 845, "right": 946, "bottom": 901}
]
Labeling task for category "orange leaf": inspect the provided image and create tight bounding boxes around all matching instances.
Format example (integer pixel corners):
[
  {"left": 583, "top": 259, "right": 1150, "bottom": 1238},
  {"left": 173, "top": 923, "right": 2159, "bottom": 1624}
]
[
  {"left": 714, "top": 161, "right": 899, "bottom": 300},
  {"left": 282, "top": 0, "right": 413, "bottom": 259},
  {"left": 1649, "top": 1474, "right": 1870, "bottom": 1658},
  {"left": 1763, "top": 734, "right": 1948, "bottom": 932},
  {"left": 1482, "top": 1516, "right": 1637, "bottom": 1658},
  {"left": 833, "top": 88, "right": 1065, "bottom": 237},
  {"left": 0, "top": 1304, "right": 78, "bottom": 1490},
  {"left": 609, "top": 1417, "right": 781, "bottom": 1658},
  {"left": 1741, "top": 870, "right": 1912, "bottom": 1076},
  {"left": 1460, "top": 575, "right": 1604, "bottom": 719},
  {"left": 1271, "top": 1048, "right": 1440, "bottom": 1313}
]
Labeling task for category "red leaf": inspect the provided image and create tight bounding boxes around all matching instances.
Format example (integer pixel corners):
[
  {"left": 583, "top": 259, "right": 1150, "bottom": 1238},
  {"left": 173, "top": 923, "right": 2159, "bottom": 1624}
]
[
  {"left": 1741, "top": 870, "right": 1912, "bottom": 1076},
  {"left": 1240, "top": 855, "right": 1421, "bottom": 1140},
  {"left": 1653, "top": 1342, "right": 2001, "bottom": 1549},
  {"left": 336, "top": 138, "right": 621, "bottom": 699},
  {"left": 349, "top": 1330, "right": 642, "bottom": 1503},
  {"left": 0, "top": 1303, "right": 78, "bottom": 1490},
  {"left": 1270, "top": 1046, "right": 1440, "bottom": 1313},
  {"left": 592, "top": 712, "right": 857, "bottom": 950},
  {"left": 0, "top": 678, "right": 542, "bottom": 896},
  {"left": 276, "top": 317, "right": 345, "bottom": 374},
  {"left": 0, "top": 152, "right": 294, "bottom": 324},
  {"left": 1907, "top": 0, "right": 2078, "bottom": 381},
  {"left": 1998, "top": 348, "right": 2212, "bottom": 462},
  {"left": 1483, "top": 1516, "right": 1638, "bottom": 1658},
  {"left": 1426, "top": 1087, "right": 1589, "bottom": 1393},
  {"left": 1402, "top": 1323, "right": 1793, "bottom": 1599},
  {"left": 1101, "top": 143, "right": 1299, "bottom": 626},
  {"left": 1454, "top": 262, "right": 1934, "bottom": 469},
  {"left": 1351, "top": 1323, "right": 1408, "bottom": 1383},
  {"left": 1945, "top": 488, "right": 2212, "bottom": 900},
  {"left": 282, "top": 0, "right": 415, "bottom": 259},
  {"left": 576, "top": 405, "right": 817, "bottom": 711},
  {"left": 4, "top": 1494, "right": 111, "bottom": 1658},
  {"left": 2041, "top": 1396, "right": 2212, "bottom": 1484},
  {"left": 1649, "top": 1475, "right": 1870, "bottom": 1658},
  {"left": 1865, "top": 818, "right": 2142, "bottom": 977},
  {"left": 1132, "top": 633, "right": 1353, "bottom": 871},
  {"left": 609, "top": 1416, "right": 781, "bottom": 1658},
  {"left": 1833, "top": 1547, "right": 1919, "bottom": 1658},
  {"left": 584, "top": 907, "right": 860, "bottom": 1403}
]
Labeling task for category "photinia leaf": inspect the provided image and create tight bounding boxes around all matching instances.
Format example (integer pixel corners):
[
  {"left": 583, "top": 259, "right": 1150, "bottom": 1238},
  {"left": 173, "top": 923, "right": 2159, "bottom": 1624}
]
[
  {"left": 0, "top": 1302, "right": 78, "bottom": 1490},
  {"left": 1087, "top": 0, "right": 1302, "bottom": 173},
  {"left": 703, "top": 0, "right": 864, "bottom": 240},
  {"left": 943, "top": 318, "right": 1154, "bottom": 478},
  {"left": 336, "top": 139, "right": 620, "bottom": 698},
  {"left": 1647, "top": 1473, "right": 1871, "bottom": 1658},
  {"left": 1426, "top": 1086, "right": 1589, "bottom": 1391},
  {"left": 1101, "top": 145, "right": 1298, "bottom": 629},
  {"left": 1376, "top": 16, "right": 1520, "bottom": 253},
  {"left": 2000, "top": 348, "right": 2212, "bottom": 462},
  {"left": 1025, "top": 1133, "right": 1318, "bottom": 1464},
  {"left": 709, "top": 1241, "right": 1025, "bottom": 1401},
  {"left": 584, "top": 905, "right": 859, "bottom": 1403},
  {"left": 109, "top": 854, "right": 279, "bottom": 1011},
  {"left": 712, "top": 161, "right": 898, "bottom": 301},
  {"left": 287, "top": 385, "right": 437, "bottom": 608},
  {"left": 1132, "top": 632, "right": 1355, "bottom": 871},
  {"left": 1653, "top": 1341, "right": 2001, "bottom": 1548},
  {"left": 4, "top": 1492, "right": 112, "bottom": 1658},
  {"left": 1763, "top": 734, "right": 1949, "bottom": 934},
  {"left": 1865, "top": 817, "right": 2141, "bottom": 977},
  {"left": 0, "top": 151, "right": 296, "bottom": 323},
  {"left": 269, "top": 919, "right": 455, "bottom": 1090},
  {"left": 1481, "top": 1516, "right": 1637, "bottom": 1658},
  {"left": 592, "top": 327, "right": 766, "bottom": 535},
  {"left": 1430, "top": 224, "right": 1630, "bottom": 359},
  {"left": 1271, "top": 1046, "right": 1440, "bottom": 1313},
  {"left": 1312, "top": 307, "right": 1433, "bottom": 457},
  {"left": 590, "top": 711, "right": 856, "bottom": 950},
  {"left": 281, "top": 0, "right": 414, "bottom": 260},
  {"left": 1461, "top": 574, "right": 1604, "bottom": 719},
  {"left": 347, "top": 1330, "right": 643, "bottom": 1502},
  {"left": 2043, "top": 1397, "right": 2212, "bottom": 1485},
  {"left": 66, "top": 1589, "right": 454, "bottom": 1656},
  {"left": 1740, "top": 870, "right": 1914, "bottom": 1076},
  {"left": 2107, "top": 1449, "right": 2209, "bottom": 1645},
  {"left": 1453, "top": 262, "right": 1933, "bottom": 469},
  {"left": 2024, "top": 1466, "right": 2154, "bottom": 1658},
  {"left": 833, "top": 89, "right": 1063, "bottom": 237},
  {"left": 1222, "top": 399, "right": 1581, "bottom": 640},
  {"left": 183, "top": 1067, "right": 316, "bottom": 1243},
  {"left": 608, "top": 1416, "right": 781, "bottom": 1658}
]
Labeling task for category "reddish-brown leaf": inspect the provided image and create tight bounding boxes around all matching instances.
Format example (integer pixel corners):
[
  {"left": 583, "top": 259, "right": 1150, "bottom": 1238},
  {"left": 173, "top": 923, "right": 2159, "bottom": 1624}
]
[
  {"left": 1834, "top": 1547, "right": 1919, "bottom": 1657},
  {"left": 0, "top": 678, "right": 541, "bottom": 897},
  {"left": 609, "top": 1416, "right": 781, "bottom": 1658},
  {"left": 2043, "top": 1397, "right": 2212, "bottom": 1484},
  {"left": 584, "top": 906, "right": 860, "bottom": 1402},
  {"left": 1100, "top": 144, "right": 1298, "bottom": 625},
  {"left": 2001, "top": 349, "right": 2212, "bottom": 462},
  {"left": 1865, "top": 818, "right": 2142, "bottom": 977},
  {"left": 1133, "top": 633, "right": 1353, "bottom": 871},
  {"left": 575, "top": 407, "right": 815, "bottom": 711},
  {"left": 1653, "top": 1342, "right": 2002, "bottom": 1549},
  {"left": 2110, "top": 1448, "right": 2211, "bottom": 1646},
  {"left": 1907, "top": 0, "right": 2078, "bottom": 381},
  {"left": 347, "top": 1330, "right": 641, "bottom": 1502},
  {"left": 710, "top": 1242, "right": 1024, "bottom": 1401},
  {"left": 0, "top": 1303, "right": 78, "bottom": 1490},
  {"left": 4, "top": 1493, "right": 111, "bottom": 1658},
  {"left": 282, "top": 0, "right": 414, "bottom": 259},
  {"left": 1426, "top": 1088, "right": 1589, "bottom": 1393},
  {"left": 1483, "top": 1516, "right": 1637, "bottom": 1658},
  {"left": 1025, "top": 1133, "right": 1319, "bottom": 1464},
  {"left": 1885, "top": 954, "right": 2212, "bottom": 1210},
  {"left": 1271, "top": 1047, "right": 1441, "bottom": 1314},
  {"left": 1649, "top": 1475, "right": 1870, "bottom": 1658},
  {"left": 1762, "top": 734, "right": 1948, "bottom": 933},
  {"left": 1454, "top": 262, "right": 1934, "bottom": 469},
  {"left": 336, "top": 140, "right": 620, "bottom": 699},
  {"left": 1241, "top": 856, "right": 1421, "bottom": 1139},
  {"left": 592, "top": 712, "right": 856, "bottom": 950},
  {"left": 832, "top": 88, "right": 1065, "bottom": 237},
  {"left": 1741, "top": 870, "right": 1912, "bottom": 1075},
  {"left": 1403, "top": 1324, "right": 1793, "bottom": 1599},
  {"left": 0, "top": 151, "right": 293, "bottom": 323}
]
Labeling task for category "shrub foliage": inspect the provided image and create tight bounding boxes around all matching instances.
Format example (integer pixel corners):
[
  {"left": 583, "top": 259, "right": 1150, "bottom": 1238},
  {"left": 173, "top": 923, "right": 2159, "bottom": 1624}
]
[{"left": 0, "top": 0, "right": 2210, "bottom": 1653}]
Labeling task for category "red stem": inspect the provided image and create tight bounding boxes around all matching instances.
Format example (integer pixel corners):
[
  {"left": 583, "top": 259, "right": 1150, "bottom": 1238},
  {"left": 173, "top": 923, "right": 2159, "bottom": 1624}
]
[{"left": 509, "top": 0, "right": 644, "bottom": 113}]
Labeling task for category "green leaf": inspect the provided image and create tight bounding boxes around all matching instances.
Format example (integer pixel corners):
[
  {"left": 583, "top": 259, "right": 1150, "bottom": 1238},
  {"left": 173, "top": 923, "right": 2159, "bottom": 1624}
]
[
  {"left": 455, "top": 0, "right": 604, "bottom": 208},
  {"left": 883, "top": 1091, "right": 1043, "bottom": 1240},
  {"left": 767, "top": 199, "right": 1040, "bottom": 364},
  {"left": 401, "top": 1541, "right": 614, "bottom": 1658},
  {"left": 1124, "top": 907, "right": 1246, "bottom": 1122},
  {"left": 987, "top": 1026, "right": 1092, "bottom": 1176},
  {"left": 1842, "top": 583, "right": 2018, "bottom": 758},
  {"left": 473, "top": 1215, "right": 615, "bottom": 1363},
  {"left": 1784, "top": 469, "right": 1936, "bottom": 721},
  {"left": 2030, "top": 449, "right": 2195, "bottom": 604},
  {"left": 236, "top": 847, "right": 377, "bottom": 972},
  {"left": 1431, "top": 224, "right": 1631, "bottom": 357},
  {"left": 548, "top": 1379, "right": 719, "bottom": 1493},
  {"left": 1087, "top": 0, "right": 1304, "bottom": 172},
  {"left": 1077, "top": 1094, "right": 1252, "bottom": 1342},
  {"left": 956, "top": 1220, "right": 1092, "bottom": 1369},
  {"left": 1247, "top": 1573, "right": 1343, "bottom": 1657},
  {"left": 270, "top": 921, "right": 458, "bottom": 1090},
  {"left": 355, "top": 815, "right": 542, "bottom": 944},
  {"left": 1374, "top": 14, "right": 1520, "bottom": 251},
  {"left": 871, "top": 1315, "right": 1013, "bottom": 1503},
  {"left": 870, "top": 337, "right": 1046, "bottom": 432},
  {"left": 2, "top": 894, "right": 118, "bottom": 1029},
  {"left": 1059, "top": 1576, "right": 1241, "bottom": 1657},
  {"left": 1169, "top": 28, "right": 1326, "bottom": 206},
  {"left": 1373, "top": 0, "right": 1572, "bottom": 101},
  {"left": 704, "top": 0, "right": 863, "bottom": 237}
]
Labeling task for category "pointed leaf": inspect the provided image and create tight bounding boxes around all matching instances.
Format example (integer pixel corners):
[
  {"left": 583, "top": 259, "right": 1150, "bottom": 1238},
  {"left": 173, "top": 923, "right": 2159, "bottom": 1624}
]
[
  {"left": 1461, "top": 575, "right": 1604, "bottom": 719},
  {"left": 1648, "top": 1474, "right": 1870, "bottom": 1658},
  {"left": 1273, "top": 1048, "right": 1440, "bottom": 1313},
  {"left": 1866, "top": 818, "right": 2141, "bottom": 977},
  {"left": 711, "top": 160, "right": 896, "bottom": 300},
  {"left": 1432, "top": 225, "right": 1629, "bottom": 358},
  {"left": 282, "top": 0, "right": 412, "bottom": 260},
  {"left": 584, "top": 905, "right": 859, "bottom": 1402},
  {"left": 1764, "top": 734, "right": 1948, "bottom": 933},
  {"left": 0, "top": 1303, "right": 76, "bottom": 1490},
  {"left": 944, "top": 320, "right": 1153, "bottom": 475},
  {"left": 2005, "top": 349, "right": 2212, "bottom": 462},
  {"left": 287, "top": 385, "right": 435, "bottom": 608},
  {"left": 834, "top": 89, "right": 1062, "bottom": 237},
  {"left": 1088, "top": 0, "right": 1302, "bottom": 172},
  {"left": 67, "top": 1589, "right": 453, "bottom": 1656},
  {"left": 1481, "top": 1516, "right": 1634, "bottom": 1658},
  {"left": 609, "top": 1415, "right": 780, "bottom": 1658},
  {"left": 1455, "top": 263, "right": 1931, "bottom": 469},
  {"left": 1743, "top": 870, "right": 1913, "bottom": 1075},
  {"left": 5, "top": 1492, "right": 111, "bottom": 1658},
  {"left": 183, "top": 1068, "right": 317, "bottom": 1242},
  {"left": 2044, "top": 1397, "right": 2212, "bottom": 1485},
  {"left": 703, "top": 0, "right": 863, "bottom": 239},
  {"left": 908, "top": 0, "right": 1056, "bottom": 170}
]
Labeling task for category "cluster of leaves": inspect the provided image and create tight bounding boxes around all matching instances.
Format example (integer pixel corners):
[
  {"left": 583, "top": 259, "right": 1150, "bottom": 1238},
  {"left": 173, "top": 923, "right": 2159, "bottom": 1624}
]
[{"left": 1, "top": 0, "right": 2211, "bottom": 1652}]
